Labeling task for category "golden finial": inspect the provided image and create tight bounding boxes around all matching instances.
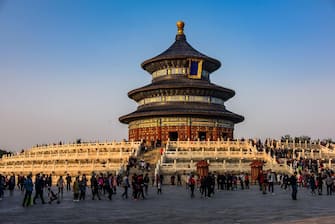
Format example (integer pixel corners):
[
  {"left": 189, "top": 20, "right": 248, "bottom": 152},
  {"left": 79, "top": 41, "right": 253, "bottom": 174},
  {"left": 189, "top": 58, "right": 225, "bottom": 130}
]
[{"left": 176, "top": 21, "right": 184, "bottom": 35}]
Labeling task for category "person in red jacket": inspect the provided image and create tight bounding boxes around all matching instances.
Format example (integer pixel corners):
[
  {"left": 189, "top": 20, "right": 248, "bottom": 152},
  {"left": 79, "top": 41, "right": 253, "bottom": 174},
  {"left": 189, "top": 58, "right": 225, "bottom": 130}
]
[{"left": 189, "top": 175, "right": 196, "bottom": 198}]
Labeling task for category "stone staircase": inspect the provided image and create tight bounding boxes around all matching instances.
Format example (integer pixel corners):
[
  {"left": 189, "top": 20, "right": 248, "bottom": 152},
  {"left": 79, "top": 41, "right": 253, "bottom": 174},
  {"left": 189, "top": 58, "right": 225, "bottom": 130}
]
[{"left": 121, "top": 148, "right": 162, "bottom": 180}]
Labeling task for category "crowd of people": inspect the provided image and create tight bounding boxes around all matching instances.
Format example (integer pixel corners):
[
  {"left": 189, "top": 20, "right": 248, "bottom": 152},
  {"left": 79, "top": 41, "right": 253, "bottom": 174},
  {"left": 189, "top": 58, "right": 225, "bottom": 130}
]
[{"left": 0, "top": 167, "right": 334, "bottom": 205}]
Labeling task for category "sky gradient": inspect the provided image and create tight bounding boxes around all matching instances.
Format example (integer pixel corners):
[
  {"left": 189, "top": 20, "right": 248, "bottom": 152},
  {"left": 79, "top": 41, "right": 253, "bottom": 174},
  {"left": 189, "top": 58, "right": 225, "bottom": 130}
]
[{"left": 0, "top": 0, "right": 334, "bottom": 151}]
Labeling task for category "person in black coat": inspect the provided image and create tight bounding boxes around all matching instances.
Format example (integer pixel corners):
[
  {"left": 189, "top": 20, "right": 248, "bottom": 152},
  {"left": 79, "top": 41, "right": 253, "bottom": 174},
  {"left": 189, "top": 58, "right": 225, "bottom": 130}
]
[
  {"left": 33, "top": 174, "right": 45, "bottom": 204},
  {"left": 290, "top": 172, "right": 298, "bottom": 200}
]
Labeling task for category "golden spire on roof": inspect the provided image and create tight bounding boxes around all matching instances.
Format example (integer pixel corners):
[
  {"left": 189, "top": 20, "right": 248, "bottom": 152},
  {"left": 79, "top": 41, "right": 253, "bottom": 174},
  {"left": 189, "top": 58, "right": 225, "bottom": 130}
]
[{"left": 176, "top": 21, "right": 185, "bottom": 35}]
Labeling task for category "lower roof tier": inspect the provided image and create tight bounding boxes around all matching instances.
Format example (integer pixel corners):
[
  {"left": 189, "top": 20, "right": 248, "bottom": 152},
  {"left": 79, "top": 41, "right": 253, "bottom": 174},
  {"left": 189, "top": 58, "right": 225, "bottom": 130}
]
[{"left": 119, "top": 102, "right": 244, "bottom": 124}]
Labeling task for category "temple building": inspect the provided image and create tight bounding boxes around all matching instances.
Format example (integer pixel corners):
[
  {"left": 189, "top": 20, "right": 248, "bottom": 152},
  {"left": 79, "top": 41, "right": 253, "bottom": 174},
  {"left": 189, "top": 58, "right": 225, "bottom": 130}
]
[{"left": 119, "top": 21, "right": 244, "bottom": 144}]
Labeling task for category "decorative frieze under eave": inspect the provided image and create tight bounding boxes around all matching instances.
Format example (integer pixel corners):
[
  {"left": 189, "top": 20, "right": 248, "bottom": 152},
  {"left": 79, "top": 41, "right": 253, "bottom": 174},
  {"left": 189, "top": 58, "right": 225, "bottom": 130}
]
[{"left": 128, "top": 83, "right": 235, "bottom": 102}]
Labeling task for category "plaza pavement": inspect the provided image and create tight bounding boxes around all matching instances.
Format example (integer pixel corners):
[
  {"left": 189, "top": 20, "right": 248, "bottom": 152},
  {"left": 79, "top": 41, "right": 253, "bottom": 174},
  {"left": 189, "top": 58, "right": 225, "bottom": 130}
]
[{"left": 0, "top": 185, "right": 334, "bottom": 224}]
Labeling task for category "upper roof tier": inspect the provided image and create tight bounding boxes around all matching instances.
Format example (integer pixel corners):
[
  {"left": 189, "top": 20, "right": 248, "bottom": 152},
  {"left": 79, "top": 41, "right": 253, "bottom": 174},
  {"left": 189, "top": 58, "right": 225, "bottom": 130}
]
[{"left": 141, "top": 21, "right": 221, "bottom": 74}]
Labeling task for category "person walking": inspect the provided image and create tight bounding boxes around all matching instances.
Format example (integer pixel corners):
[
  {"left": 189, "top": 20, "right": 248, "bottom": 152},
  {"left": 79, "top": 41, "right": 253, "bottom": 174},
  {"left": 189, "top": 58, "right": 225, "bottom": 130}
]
[
  {"left": 66, "top": 174, "right": 72, "bottom": 192},
  {"left": 91, "top": 174, "right": 101, "bottom": 200},
  {"left": 121, "top": 174, "right": 129, "bottom": 199},
  {"left": 22, "top": 174, "right": 34, "bottom": 207},
  {"left": 189, "top": 174, "right": 196, "bottom": 198},
  {"left": 73, "top": 176, "right": 80, "bottom": 202},
  {"left": 107, "top": 174, "right": 113, "bottom": 200},
  {"left": 326, "top": 174, "right": 333, "bottom": 195},
  {"left": 310, "top": 173, "right": 316, "bottom": 195},
  {"left": 290, "top": 172, "right": 298, "bottom": 200},
  {"left": 317, "top": 173, "right": 323, "bottom": 195},
  {"left": 144, "top": 173, "right": 150, "bottom": 196},
  {"left": 33, "top": 174, "right": 46, "bottom": 204},
  {"left": 79, "top": 176, "right": 87, "bottom": 201},
  {"left": 268, "top": 171, "right": 275, "bottom": 195},
  {"left": 57, "top": 176, "right": 64, "bottom": 198},
  {"left": 8, "top": 174, "right": 16, "bottom": 196}
]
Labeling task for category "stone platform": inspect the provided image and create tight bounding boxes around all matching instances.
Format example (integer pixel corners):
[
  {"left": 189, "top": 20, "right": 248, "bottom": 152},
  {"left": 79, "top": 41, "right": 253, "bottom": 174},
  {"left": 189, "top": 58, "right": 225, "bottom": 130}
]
[{"left": 0, "top": 185, "right": 334, "bottom": 224}]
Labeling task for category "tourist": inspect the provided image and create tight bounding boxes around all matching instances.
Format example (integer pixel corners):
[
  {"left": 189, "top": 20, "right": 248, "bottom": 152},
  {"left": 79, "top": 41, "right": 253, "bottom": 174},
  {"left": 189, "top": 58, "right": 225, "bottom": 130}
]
[
  {"left": 73, "top": 176, "right": 80, "bottom": 202},
  {"left": 121, "top": 174, "right": 129, "bottom": 199},
  {"left": 245, "top": 173, "right": 250, "bottom": 189},
  {"left": 112, "top": 174, "right": 117, "bottom": 194},
  {"left": 57, "top": 176, "right": 64, "bottom": 198},
  {"left": 22, "top": 174, "right": 33, "bottom": 207},
  {"left": 290, "top": 172, "right": 298, "bottom": 200},
  {"left": 98, "top": 174, "right": 104, "bottom": 195},
  {"left": 151, "top": 173, "right": 155, "bottom": 187},
  {"left": 310, "top": 173, "right": 316, "bottom": 195},
  {"left": 268, "top": 171, "right": 275, "bottom": 195},
  {"left": 8, "top": 174, "right": 15, "bottom": 196},
  {"left": 106, "top": 174, "right": 113, "bottom": 200},
  {"left": 79, "top": 175, "right": 87, "bottom": 200},
  {"left": 91, "top": 174, "right": 101, "bottom": 200},
  {"left": 207, "top": 174, "right": 215, "bottom": 197},
  {"left": 282, "top": 174, "right": 289, "bottom": 190},
  {"left": 33, "top": 174, "right": 46, "bottom": 204},
  {"left": 326, "top": 174, "right": 333, "bottom": 195},
  {"left": 0, "top": 174, "right": 5, "bottom": 200},
  {"left": 200, "top": 176, "right": 206, "bottom": 197},
  {"left": 144, "top": 173, "right": 149, "bottom": 195},
  {"left": 239, "top": 174, "right": 244, "bottom": 190},
  {"left": 66, "top": 174, "right": 72, "bottom": 191},
  {"left": 189, "top": 174, "right": 195, "bottom": 198},
  {"left": 317, "top": 173, "right": 323, "bottom": 195},
  {"left": 131, "top": 173, "right": 138, "bottom": 200},
  {"left": 171, "top": 174, "right": 175, "bottom": 185},
  {"left": 137, "top": 174, "right": 146, "bottom": 199},
  {"left": 177, "top": 173, "right": 182, "bottom": 186},
  {"left": 157, "top": 181, "right": 162, "bottom": 195},
  {"left": 47, "top": 174, "right": 52, "bottom": 188}
]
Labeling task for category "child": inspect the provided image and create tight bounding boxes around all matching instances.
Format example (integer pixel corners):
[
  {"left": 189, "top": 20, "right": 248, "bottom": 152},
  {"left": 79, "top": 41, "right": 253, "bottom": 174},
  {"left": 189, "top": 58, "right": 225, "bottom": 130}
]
[{"left": 157, "top": 182, "right": 162, "bottom": 195}]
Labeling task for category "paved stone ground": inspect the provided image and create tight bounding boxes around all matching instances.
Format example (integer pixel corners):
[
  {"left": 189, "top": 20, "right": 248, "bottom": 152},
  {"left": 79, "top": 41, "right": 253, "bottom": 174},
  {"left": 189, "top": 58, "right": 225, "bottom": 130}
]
[{"left": 0, "top": 185, "right": 334, "bottom": 224}]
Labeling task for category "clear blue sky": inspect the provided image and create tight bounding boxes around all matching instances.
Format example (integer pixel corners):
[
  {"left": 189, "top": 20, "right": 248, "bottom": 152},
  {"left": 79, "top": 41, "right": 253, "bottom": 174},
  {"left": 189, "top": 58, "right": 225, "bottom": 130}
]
[{"left": 0, "top": 0, "right": 334, "bottom": 151}]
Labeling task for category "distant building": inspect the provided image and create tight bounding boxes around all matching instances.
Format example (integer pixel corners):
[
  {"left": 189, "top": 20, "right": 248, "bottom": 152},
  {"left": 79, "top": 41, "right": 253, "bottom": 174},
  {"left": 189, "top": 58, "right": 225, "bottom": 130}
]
[{"left": 119, "top": 21, "right": 244, "bottom": 145}]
